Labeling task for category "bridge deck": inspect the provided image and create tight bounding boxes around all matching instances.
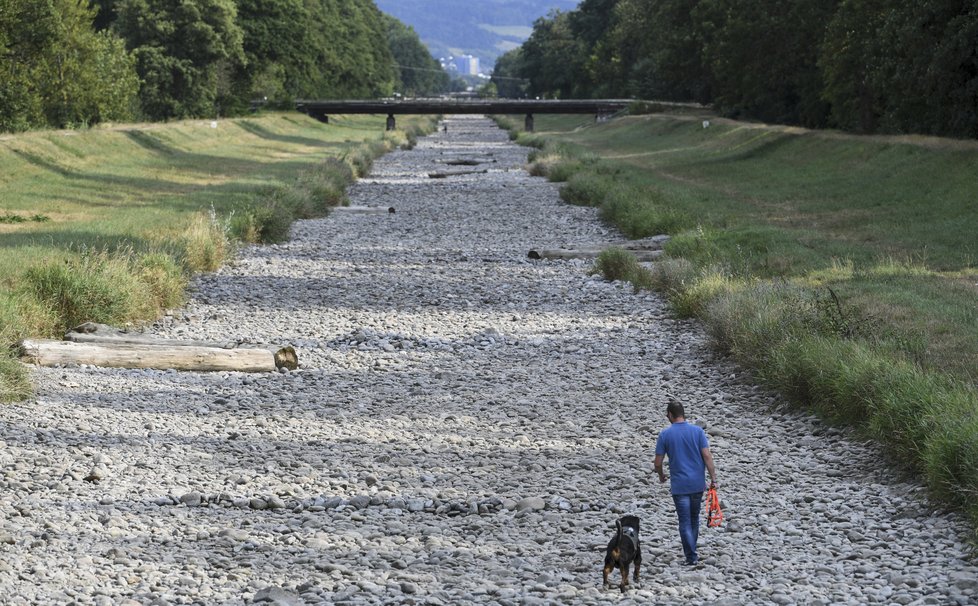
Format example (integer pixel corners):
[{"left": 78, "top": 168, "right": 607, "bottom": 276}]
[{"left": 295, "top": 99, "right": 632, "bottom": 118}]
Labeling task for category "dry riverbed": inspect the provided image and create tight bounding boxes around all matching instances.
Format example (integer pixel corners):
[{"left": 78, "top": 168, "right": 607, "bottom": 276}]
[{"left": 1, "top": 116, "right": 975, "bottom": 605}]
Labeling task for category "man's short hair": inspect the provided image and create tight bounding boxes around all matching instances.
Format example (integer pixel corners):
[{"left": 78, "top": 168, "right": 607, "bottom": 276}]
[{"left": 667, "top": 401, "right": 685, "bottom": 419}]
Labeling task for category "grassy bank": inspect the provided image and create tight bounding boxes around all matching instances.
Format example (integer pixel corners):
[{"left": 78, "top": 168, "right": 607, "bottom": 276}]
[
  {"left": 0, "top": 112, "right": 436, "bottom": 401},
  {"left": 497, "top": 112, "right": 978, "bottom": 535}
]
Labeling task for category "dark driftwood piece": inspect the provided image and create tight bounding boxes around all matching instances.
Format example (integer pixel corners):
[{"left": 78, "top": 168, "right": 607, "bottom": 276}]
[
  {"left": 441, "top": 158, "right": 497, "bottom": 166},
  {"left": 528, "top": 236, "right": 670, "bottom": 262},
  {"left": 528, "top": 248, "right": 664, "bottom": 262},
  {"left": 428, "top": 169, "right": 489, "bottom": 179},
  {"left": 332, "top": 206, "right": 395, "bottom": 215}
]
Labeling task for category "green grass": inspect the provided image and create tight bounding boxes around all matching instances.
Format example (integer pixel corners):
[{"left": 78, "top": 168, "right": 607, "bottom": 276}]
[
  {"left": 498, "top": 112, "right": 978, "bottom": 536},
  {"left": 0, "top": 112, "right": 436, "bottom": 401}
]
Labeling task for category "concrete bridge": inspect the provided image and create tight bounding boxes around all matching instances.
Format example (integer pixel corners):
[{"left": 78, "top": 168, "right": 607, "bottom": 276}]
[{"left": 294, "top": 98, "right": 633, "bottom": 131}]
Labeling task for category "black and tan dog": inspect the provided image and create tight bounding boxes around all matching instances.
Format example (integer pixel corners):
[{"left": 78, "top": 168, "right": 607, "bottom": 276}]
[{"left": 603, "top": 515, "right": 641, "bottom": 591}]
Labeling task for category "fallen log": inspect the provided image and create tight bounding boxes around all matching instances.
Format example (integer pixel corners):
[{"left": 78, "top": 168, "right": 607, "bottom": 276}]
[
  {"left": 527, "top": 248, "right": 664, "bottom": 262},
  {"left": 20, "top": 339, "right": 283, "bottom": 373},
  {"left": 331, "top": 206, "right": 395, "bottom": 214},
  {"left": 440, "top": 158, "right": 497, "bottom": 166},
  {"left": 65, "top": 323, "right": 238, "bottom": 349},
  {"left": 572, "top": 236, "right": 671, "bottom": 251},
  {"left": 428, "top": 169, "right": 489, "bottom": 179}
]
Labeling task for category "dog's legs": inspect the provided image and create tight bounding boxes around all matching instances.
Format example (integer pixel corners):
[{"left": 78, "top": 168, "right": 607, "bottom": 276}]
[
  {"left": 619, "top": 564, "right": 630, "bottom": 592},
  {"left": 603, "top": 560, "right": 614, "bottom": 588},
  {"left": 633, "top": 553, "right": 642, "bottom": 583}
]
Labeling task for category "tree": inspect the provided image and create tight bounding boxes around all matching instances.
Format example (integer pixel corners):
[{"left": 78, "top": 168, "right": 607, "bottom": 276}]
[
  {"left": 696, "top": 0, "right": 836, "bottom": 126},
  {"left": 0, "top": 0, "right": 137, "bottom": 131},
  {"left": 383, "top": 14, "right": 448, "bottom": 97},
  {"left": 492, "top": 48, "right": 529, "bottom": 98},
  {"left": 819, "top": 0, "right": 890, "bottom": 133},
  {"left": 519, "top": 11, "right": 584, "bottom": 98},
  {"left": 234, "top": 0, "right": 317, "bottom": 106},
  {"left": 567, "top": 0, "right": 621, "bottom": 96},
  {"left": 870, "top": 1, "right": 978, "bottom": 137},
  {"left": 114, "top": 0, "right": 245, "bottom": 120},
  {"left": 300, "top": 0, "right": 396, "bottom": 99},
  {"left": 622, "top": 0, "right": 713, "bottom": 103},
  {"left": 90, "top": 0, "right": 119, "bottom": 31}
]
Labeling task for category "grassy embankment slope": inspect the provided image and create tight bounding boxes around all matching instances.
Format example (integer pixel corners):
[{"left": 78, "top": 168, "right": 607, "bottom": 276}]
[
  {"left": 0, "top": 112, "right": 435, "bottom": 401},
  {"left": 498, "top": 112, "right": 978, "bottom": 537}
]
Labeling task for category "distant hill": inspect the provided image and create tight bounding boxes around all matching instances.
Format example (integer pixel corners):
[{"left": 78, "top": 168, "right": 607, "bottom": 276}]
[{"left": 374, "top": 0, "right": 580, "bottom": 70}]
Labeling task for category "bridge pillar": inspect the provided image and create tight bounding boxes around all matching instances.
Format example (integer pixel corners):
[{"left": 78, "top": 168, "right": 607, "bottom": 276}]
[
  {"left": 525, "top": 113, "right": 534, "bottom": 132},
  {"left": 386, "top": 114, "right": 396, "bottom": 131}
]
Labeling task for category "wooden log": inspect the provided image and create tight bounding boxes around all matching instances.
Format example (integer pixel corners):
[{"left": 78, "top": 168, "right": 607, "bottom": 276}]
[
  {"left": 587, "top": 236, "right": 670, "bottom": 250},
  {"left": 65, "top": 324, "right": 238, "bottom": 350},
  {"left": 427, "top": 169, "right": 489, "bottom": 179},
  {"left": 62, "top": 323, "right": 299, "bottom": 371},
  {"left": 331, "top": 206, "right": 395, "bottom": 215},
  {"left": 440, "top": 158, "right": 496, "bottom": 166},
  {"left": 527, "top": 248, "right": 664, "bottom": 262},
  {"left": 20, "top": 339, "right": 280, "bottom": 373}
]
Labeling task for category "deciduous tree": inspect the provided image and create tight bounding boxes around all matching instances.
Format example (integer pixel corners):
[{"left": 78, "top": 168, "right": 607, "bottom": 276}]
[{"left": 114, "top": 0, "right": 245, "bottom": 119}]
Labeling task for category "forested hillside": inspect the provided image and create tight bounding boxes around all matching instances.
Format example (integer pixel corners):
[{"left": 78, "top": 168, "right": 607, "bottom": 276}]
[
  {"left": 494, "top": 0, "right": 978, "bottom": 139},
  {"left": 0, "top": 0, "right": 448, "bottom": 132},
  {"left": 374, "top": 0, "right": 578, "bottom": 65}
]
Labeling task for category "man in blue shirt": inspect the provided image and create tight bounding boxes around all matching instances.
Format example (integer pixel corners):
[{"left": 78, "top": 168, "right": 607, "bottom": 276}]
[{"left": 654, "top": 401, "right": 718, "bottom": 566}]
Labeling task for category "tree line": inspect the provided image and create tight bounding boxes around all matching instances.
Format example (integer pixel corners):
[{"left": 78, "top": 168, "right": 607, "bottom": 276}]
[
  {"left": 493, "top": 0, "right": 978, "bottom": 139},
  {"left": 0, "top": 0, "right": 450, "bottom": 132}
]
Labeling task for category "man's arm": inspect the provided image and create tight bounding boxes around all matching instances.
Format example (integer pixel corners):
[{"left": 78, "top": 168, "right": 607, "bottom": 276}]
[
  {"left": 654, "top": 454, "right": 667, "bottom": 483},
  {"left": 701, "top": 447, "right": 717, "bottom": 487}
]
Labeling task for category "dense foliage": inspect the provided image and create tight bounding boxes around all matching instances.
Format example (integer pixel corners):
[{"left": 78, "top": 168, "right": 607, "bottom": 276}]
[
  {"left": 0, "top": 0, "right": 138, "bottom": 131},
  {"left": 0, "top": 0, "right": 447, "bottom": 130},
  {"left": 498, "top": 0, "right": 978, "bottom": 138}
]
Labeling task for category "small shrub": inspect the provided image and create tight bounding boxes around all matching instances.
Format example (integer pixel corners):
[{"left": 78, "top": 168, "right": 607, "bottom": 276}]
[
  {"left": 560, "top": 172, "right": 613, "bottom": 205},
  {"left": 0, "top": 351, "right": 32, "bottom": 403},
  {"left": 181, "top": 210, "right": 231, "bottom": 272},
  {"left": 673, "top": 266, "right": 738, "bottom": 319},
  {"left": 383, "top": 129, "right": 412, "bottom": 150},
  {"left": 592, "top": 248, "right": 654, "bottom": 292},
  {"left": 0, "top": 292, "right": 57, "bottom": 344},
  {"left": 592, "top": 247, "right": 639, "bottom": 282},
  {"left": 548, "top": 160, "right": 585, "bottom": 183},
  {"left": 295, "top": 158, "right": 353, "bottom": 211},
  {"left": 601, "top": 189, "right": 691, "bottom": 237},
  {"left": 342, "top": 140, "right": 389, "bottom": 178},
  {"left": 137, "top": 253, "right": 186, "bottom": 309},
  {"left": 515, "top": 133, "right": 546, "bottom": 149},
  {"left": 527, "top": 152, "right": 563, "bottom": 178},
  {"left": 240, "top": 203, "right": 292, "bottom": 244}
]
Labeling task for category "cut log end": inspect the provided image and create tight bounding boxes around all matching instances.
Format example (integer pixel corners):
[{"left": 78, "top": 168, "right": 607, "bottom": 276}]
[{"left": 274, "top": 346, "right": 299, "bottom": 371}]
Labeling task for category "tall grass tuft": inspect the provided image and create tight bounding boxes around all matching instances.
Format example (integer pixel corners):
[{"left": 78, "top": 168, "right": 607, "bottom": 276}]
[
  {"left": 24, "top": 249, "right": 159, "bottom": 332},
  {"left": 601, "top": 188, "right": 691, "bottom": 238},
  {"left": 0, "top": 352, "right": 32, "bottom": 403},
  {"left": 560, "top": 172, "right": 614, "bottom": 206},
  {"left": 181, "top": 209, "right": 231, "bottom": 272},
  {"left": 137, "top": 253, "right": 186, "bottom": 310},
  {"left": 591, "top": 248, "right": 654, "bottom": 292}
]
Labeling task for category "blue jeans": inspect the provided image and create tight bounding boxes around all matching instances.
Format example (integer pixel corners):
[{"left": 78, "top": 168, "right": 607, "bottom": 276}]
[{"left": 672, "top": 492, "right": 704, "bottom": 564}]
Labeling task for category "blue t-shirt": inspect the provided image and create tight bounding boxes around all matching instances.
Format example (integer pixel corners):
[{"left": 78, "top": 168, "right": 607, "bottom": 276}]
[{"left": 655, "top": 421, "right": 709, "bottom": 495}]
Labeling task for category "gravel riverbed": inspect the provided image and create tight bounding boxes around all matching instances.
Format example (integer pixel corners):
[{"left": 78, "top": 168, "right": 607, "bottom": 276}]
[{"left": 1, "top": 115, "right": 975, "bottom": 605}]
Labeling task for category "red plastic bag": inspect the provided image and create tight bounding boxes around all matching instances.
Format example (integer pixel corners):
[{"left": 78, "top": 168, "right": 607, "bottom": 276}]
[{"left": 706, "top": 486, "right": 723, "bottom": 528}]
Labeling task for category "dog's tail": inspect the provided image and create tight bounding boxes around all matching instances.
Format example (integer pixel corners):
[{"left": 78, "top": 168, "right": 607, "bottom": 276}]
[{"left": 615, "top": 519, "right": 624, "bottom": 544}]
